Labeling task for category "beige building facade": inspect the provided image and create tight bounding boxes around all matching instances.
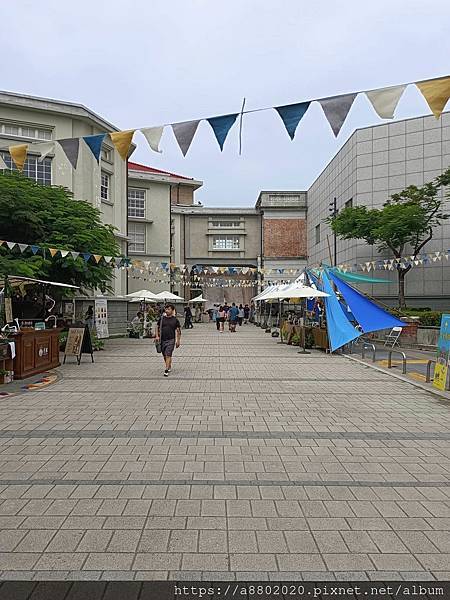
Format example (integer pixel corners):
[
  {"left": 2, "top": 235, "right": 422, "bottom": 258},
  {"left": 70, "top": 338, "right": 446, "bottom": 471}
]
[
  {"left": 0, "top": 91, "right": 129, "bottom": 296},
  {"left": 127, "top": 162, "right": 202, "bottom": 295}
]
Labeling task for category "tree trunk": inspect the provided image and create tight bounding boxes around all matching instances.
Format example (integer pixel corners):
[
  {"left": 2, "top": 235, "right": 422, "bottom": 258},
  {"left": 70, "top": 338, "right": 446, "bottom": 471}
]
[{"left": 397, "top": 267, "right": 410, "bottom": 308}]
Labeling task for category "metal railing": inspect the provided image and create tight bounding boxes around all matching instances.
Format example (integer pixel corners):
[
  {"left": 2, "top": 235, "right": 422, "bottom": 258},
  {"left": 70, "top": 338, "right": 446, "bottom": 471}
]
[
  {"left": 387, "top": 349, "right": 407, "bottom": 374},
  {"left": 362, "top": 342, "right": 377, "bottom": 362},
  {"left": 426, "top": 360, "right": 436, "bottom": 383}
]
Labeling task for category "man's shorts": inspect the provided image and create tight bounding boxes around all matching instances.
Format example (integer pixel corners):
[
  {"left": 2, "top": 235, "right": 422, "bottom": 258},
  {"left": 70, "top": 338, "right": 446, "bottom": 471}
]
[{"left": 161, "top": 339, "right": 175, "bottom": 357}]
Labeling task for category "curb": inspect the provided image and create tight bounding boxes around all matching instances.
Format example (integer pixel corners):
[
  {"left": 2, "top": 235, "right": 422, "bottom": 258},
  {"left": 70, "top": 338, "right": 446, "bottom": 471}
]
[{"left": 343, "top": 354, "right": 450, "bottom": 402}]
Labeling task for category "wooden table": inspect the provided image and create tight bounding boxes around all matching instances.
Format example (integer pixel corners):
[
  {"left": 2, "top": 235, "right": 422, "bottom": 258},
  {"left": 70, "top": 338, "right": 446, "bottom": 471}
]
[{"left": 10, "top": 328, "right": 61, "bottom": 379}]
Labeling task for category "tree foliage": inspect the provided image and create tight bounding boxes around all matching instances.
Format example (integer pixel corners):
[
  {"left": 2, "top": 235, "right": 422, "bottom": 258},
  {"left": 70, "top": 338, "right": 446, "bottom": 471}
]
[
  {"left": 328, "top": 167, "right": 450, "bottom": 307},
  {"left": 0, "top": 171, "right": 120, "bottom": 294}
]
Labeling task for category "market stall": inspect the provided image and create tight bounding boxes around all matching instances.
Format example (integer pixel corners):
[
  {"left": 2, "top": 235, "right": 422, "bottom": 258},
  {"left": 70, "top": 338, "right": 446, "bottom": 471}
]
[{"left": 0, "top": 275, "right": 79, "bottom": 381}]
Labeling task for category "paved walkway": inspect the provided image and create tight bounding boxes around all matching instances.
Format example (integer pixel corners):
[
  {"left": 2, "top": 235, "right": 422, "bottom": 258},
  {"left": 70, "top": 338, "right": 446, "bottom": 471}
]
[{"left": 0, "top": 324, "right": 449, "bottom": 581}]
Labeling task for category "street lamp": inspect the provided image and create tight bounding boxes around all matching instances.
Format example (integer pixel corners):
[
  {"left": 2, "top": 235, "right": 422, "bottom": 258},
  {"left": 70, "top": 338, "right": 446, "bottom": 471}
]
[{"left": 329, "top": 197, "right": 338, "bottom": 266}]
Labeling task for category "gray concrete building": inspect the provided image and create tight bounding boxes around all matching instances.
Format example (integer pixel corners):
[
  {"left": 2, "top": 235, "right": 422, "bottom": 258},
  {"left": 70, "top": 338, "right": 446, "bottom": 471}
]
[{"left": 307, "top": 111, "right": 450, "bottom": 308}]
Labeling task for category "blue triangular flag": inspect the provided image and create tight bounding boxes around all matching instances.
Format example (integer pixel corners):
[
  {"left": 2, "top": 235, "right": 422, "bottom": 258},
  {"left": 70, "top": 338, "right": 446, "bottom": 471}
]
[
  {"left": 30, "top": 245, "right": 40, "bottom": 255},
  {"left": 81, "top": 253, "right": 92, "bottom": 262},
  {"left": 207, "top": 114, "right": 238, "bottom": 151},
  {"left": 275, "top": 101, "right": 310, "bottom": 140},
  {"left": 83, "top": 134, "right": 106, "bottom": 162}
]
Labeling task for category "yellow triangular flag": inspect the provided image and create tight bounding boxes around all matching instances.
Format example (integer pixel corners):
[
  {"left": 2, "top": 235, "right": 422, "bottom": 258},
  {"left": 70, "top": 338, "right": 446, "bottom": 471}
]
[
  {"left": 416, "top": 76, "right": 450, "bottom": 119},
  {"left": 93, "top": 254, "right": 102, "bottom": 263},
  {"left": 49, "top": 248, "right": 59, "bottom": 257},
  {"left": 9, "top": 144, "right": 28, "bottom": 172},
  {"left": 109, "top": 130, "right": 135, "bottom": 160}
]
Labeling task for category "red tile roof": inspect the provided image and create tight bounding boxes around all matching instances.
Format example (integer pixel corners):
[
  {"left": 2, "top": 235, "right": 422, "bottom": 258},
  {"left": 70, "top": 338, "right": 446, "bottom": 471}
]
[{"left": 128, "top": 161, "right": 193, "bottom": 181}]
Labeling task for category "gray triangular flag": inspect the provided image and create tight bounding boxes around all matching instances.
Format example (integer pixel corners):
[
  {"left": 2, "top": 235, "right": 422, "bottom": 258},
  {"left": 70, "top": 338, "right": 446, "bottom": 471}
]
[
  {"left": 36, "top": 141, "right": 55, "bottom": 162},
  {"left": 365, "top": 85, "right": 406, "bottom": 119},
  {"left": 141, "top": 126, "right": 164, "bottom": 153},
  {"left": 319, "top": 93, "right": 357, "bottom": 136},
  {"left": 172, "top": 120, "right": 200, "bottom": 156},
  {"left": 0, "top": 155, "right": 7, "bottom": 169},
  {"left": 58, "top": 138, "right": 80, "bottom": 169},
  {"left": 17, "top": 243, "right": 28, "bottom": 253}
]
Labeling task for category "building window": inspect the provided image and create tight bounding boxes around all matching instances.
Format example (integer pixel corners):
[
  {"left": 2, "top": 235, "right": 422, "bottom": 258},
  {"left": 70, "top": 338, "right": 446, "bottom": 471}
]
[
  {"left": 0, "top": 122, "right": 52, "bottom": 140},
  {"left": 315, "top": 224, "right": 320, "bottom": 245},
  {"left": 0, "top": 152, "right": 51, "bottom": 185},
  {"left": 128, "top": 188, "right": 146, "bottom": 218},
  {"left": 212, "top": 235, "right": 240, "bottom": 250},
  {"left": 100, "top": 172, "right": 110, "bottom": 201},
  {"left": 211, "top": 220, "right": 241, "bottom": 228},
  {"left": 345, "top": 198, "right": 353, "bottom": 209},
  {"left": 129, "top": 222, "right": 146, "bottom": 253},
  {"left": 101, "top": 146, "right": 113, "bottom": 162}
]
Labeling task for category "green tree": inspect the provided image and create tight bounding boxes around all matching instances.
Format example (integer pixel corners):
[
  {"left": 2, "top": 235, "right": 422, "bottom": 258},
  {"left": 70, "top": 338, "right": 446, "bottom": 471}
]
[
  {"left": 0, "top": 171, "right": 120, "bottom": 294},
  {"left": 328, "top": 167, "right": 450, "bottom": 308}
]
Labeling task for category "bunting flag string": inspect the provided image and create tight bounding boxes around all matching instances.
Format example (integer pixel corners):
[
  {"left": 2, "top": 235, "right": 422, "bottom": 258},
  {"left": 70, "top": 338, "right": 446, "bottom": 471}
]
[{"left": 1, "top": 74, "right": 449, "bottom": 168}]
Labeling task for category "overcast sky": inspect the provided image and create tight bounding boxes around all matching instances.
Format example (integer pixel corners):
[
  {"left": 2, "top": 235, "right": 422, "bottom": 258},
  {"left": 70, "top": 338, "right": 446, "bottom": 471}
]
[{"left": 3, "top": 0, "right": 450, "bottom": 205}]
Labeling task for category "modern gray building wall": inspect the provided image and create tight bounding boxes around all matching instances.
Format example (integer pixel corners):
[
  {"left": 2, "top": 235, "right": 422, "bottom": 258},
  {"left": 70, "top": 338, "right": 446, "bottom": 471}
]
[{"left": 307, "top": 111, "right": 450, "bottom": 308}]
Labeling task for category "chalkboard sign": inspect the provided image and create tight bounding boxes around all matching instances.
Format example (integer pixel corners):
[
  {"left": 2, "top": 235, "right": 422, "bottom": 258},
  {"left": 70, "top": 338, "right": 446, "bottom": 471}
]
[{"left": 63, "top": 325, "right": 94, "bottom": 365}]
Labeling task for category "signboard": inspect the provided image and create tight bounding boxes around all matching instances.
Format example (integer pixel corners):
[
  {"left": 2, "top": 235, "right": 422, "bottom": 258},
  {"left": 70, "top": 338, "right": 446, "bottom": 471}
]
[
  {"left": 63, "top": 325, "right": 94, "bottom": 365},
  {"left": 433, "top": 313, "right": 450, "bottom": 391},
  {"left": 95, "top": 298, "right": 109, "bottom": 339},
  {"left": 4, "top": 297, "right": 13, "bottom": 324}
]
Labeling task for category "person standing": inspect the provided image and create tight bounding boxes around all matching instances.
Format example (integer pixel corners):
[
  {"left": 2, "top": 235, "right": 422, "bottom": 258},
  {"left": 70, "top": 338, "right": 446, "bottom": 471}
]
[
  {"left": 218, "top": 305, "right": 226, "bottom": 332},
  {"left": 155, "top": 304, "right": 181, "bottom": 377},
  {"left": 228, "top": 302, "right": 239, "bottom": 332},
  {"left": 243, "top": 304, "right": 250, "bottom": 324},
  {"left": 212, "top": 305, "right": 220, "bottom": 331},
  {"left": 238, "top": 304, "right": 244, "bottom": 326},
  {"left": 184, "top": 305, "right": 194, "bottom": 329}
]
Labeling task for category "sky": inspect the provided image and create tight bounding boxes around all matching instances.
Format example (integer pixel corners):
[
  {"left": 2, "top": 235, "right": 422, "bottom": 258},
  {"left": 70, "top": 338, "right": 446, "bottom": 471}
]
[{"left": 2, "top": 0, "right": 450, "bottom": 206}]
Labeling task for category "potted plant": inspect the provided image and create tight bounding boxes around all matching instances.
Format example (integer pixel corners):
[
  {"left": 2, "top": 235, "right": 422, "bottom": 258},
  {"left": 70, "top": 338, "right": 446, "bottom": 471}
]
[{"left": 0, "top": 368, "right": 13, "bottom": 384}]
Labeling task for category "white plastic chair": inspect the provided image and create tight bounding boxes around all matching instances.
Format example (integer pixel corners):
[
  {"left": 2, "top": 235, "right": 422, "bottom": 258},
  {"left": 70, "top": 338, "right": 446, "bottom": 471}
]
[{"left": 384, "top": 326, "right": 403, "bottom": 347}]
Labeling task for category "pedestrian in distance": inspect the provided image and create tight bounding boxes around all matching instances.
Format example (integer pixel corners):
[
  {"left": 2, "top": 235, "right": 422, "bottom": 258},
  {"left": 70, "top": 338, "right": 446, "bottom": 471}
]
[
  {"left": 228, "top": 302, "right": 239, "bottom": 332},
  {"left": 244, "top": 304, "right": 250, "bottom": 324},
  {"left": 212, "top": 305, "right": 220, "bottom": 331},
  {"left": 238, "top": 304, "right": 244, "bottom": 326},
  {"left": 184, "top": 305, "right": 194, "bottom": 329},
  {"left": 155, "top": 303, "right": 181, "bottom": 377},
  {"left": 218, "top": 305, "right": 226, "bottom": 332}
]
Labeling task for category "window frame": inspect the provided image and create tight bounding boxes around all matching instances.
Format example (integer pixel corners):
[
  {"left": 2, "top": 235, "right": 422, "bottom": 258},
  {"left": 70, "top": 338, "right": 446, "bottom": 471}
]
[
  {"left": 0, "top": 122, "right": 52, "bottom": 141},
  {"left": 100, "top": 171, "right": 110, "bottom": 202},
  {"left": 128, "top": 188, "right": 146, "bottom": 218},
  {"left": 128, "top": 222, "right": 146, "bottom": 254},
  {"left": 315, "top": 224, "right": 321, "bottom": 245},
  {"left": 212, "top": 235, "right": 241, "bottom": 250},
  {"left": 0, "top": 151, "right": 52, "bottom": 186},
  {"left": 210, "top": 220, "right": 242, "bottom": 228}
]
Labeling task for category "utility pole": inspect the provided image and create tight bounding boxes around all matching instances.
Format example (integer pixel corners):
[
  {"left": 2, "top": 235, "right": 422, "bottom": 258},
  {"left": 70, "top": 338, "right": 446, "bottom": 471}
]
[{"left": 328, "top": 197, "right": 338, "bottom": 266}]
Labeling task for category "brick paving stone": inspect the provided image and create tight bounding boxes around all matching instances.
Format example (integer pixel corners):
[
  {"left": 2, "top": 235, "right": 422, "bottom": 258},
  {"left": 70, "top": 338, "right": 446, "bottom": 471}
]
[{"left": 0, "top": 327, "right": 449, "bottom": 579}]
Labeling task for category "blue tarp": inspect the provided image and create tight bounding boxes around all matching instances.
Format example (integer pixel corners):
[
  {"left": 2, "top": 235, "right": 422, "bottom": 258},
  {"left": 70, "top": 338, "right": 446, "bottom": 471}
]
[
  {"left": 329, "top": 271, "right": 404, "bottom": 334},
  {"left": 321, "top": 272, "right": 362, "bottom": 352}
]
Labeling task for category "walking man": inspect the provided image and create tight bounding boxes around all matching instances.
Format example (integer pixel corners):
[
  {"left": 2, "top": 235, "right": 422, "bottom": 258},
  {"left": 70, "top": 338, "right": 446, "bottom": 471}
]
[{"left": 155, "top": 304, "right": 181, "bottom": 377}]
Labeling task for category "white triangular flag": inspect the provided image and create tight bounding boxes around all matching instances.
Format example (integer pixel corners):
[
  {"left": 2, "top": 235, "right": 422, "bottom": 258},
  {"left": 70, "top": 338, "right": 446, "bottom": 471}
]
[
  {"left": 0, "top": 155, "right": 7, "bottom": 170},
  {"left": 36, "top": 141, "right": 56, "bottom": 162},
  {"left": 141, "top": 126, "right": 164, "bottom": 153},
  {"left": 365, "top": 85, "right": 406, "bottom": 119},
  {"left": 60, "top": 250, "right": 69, "bottom": 258},
  {"left": 6, "top": 242, "right": 16, "bottom": 250}
]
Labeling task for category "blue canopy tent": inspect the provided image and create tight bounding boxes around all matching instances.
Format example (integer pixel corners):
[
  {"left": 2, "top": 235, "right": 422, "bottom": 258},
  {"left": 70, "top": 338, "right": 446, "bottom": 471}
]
[
  {"left": 314, "top": 271, "right": 362, "bottom": 352},
  {"left": 328, "top": 271, "right": 404, "bottom": 334}
]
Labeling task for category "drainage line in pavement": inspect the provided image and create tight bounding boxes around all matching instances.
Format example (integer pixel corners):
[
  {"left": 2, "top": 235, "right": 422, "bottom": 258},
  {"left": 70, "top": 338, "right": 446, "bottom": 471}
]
[
  {"left": 0, "top": 430, "right": 448, "bottom": 440},
  {"left": 0, "top": 478, "right": 447, "bottom": 487}
]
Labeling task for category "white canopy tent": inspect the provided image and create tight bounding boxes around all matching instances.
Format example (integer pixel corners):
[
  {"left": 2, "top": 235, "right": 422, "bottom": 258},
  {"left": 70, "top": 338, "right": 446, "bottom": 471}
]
[
  {"left": 188, "top": 295, "right": 207, "bottom": 303},
  {"left": 125, "top": 289, "right": 158, "bottom": 302},
  {"left": 154, "top": 291, "right": 185, "bottom": 302},
  {"left": 262, "top": 283, "right": 329, "bottom": 300}
]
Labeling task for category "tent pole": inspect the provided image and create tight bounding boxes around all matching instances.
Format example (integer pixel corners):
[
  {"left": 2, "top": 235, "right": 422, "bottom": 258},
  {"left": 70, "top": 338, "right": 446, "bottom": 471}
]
[{"left": 298, "top": 298, "right": 311, "bottom": 354}]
